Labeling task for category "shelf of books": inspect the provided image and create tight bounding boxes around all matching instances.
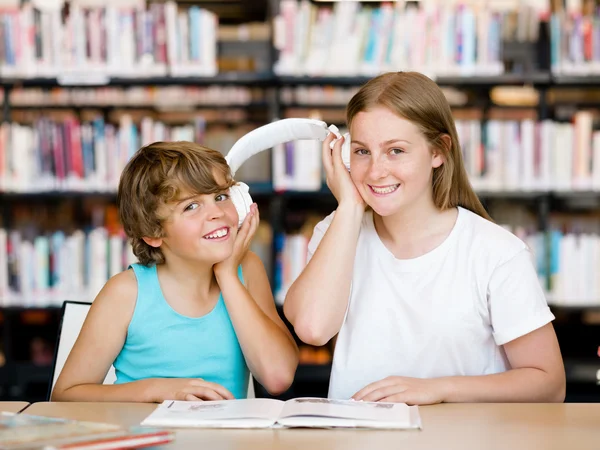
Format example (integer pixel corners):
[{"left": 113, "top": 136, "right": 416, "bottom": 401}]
[{"left": 0, "top": 0, "right": 598, "bottom": 402}]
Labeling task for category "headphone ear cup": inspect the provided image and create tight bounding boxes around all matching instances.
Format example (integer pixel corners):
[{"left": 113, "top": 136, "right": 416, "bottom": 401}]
[
  {"left": 341, "top": 133, "right": 351, "bottom": 171},
  {"left": 229, "top": 182, "right": 253, "bottom": 227}
]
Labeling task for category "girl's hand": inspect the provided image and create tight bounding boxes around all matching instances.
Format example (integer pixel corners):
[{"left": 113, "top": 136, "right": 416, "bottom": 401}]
[
  {"left": 146, "top": 378, "right": 235, "bottom": 402},
  {"left": 213, "top": 203, "right": 259, "bottom": 278},
  {"left": 352, "top": 376, "right": 449, "bottom": 406},
  {"left": 323, "top": 133, "right": 365, "bottom": 210}
]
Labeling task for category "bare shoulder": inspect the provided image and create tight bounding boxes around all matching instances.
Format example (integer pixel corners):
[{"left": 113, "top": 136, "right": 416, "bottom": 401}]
[{"left": 90, "top": 268, "right": 138, "bottom": 320}]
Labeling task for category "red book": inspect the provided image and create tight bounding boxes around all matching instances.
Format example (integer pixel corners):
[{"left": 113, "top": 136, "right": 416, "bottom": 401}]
[
  {"left": 0, "top": 412, "right": 175, "bottom": 450},
  {"left": 44, "top": 427, "right": 175, "bottom": 450}
]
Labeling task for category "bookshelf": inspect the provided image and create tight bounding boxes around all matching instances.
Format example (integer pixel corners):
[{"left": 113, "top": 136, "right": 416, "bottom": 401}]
[
  {"left": 0, "top": 0, "right": 599, "bottom": 402},
  {"left": 277, "top": 74, "right": 554, "bottom": 87},
  {"left": 0, "top": 73, "right": 277, "bottom": 88}
]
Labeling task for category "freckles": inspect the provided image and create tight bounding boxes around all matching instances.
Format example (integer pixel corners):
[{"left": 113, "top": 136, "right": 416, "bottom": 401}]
[
  {"left": 396, "top": 160, "right": 422, "bottom": 176},
  {"left": 349, "top": 167, "right": 366, "bottom": 182}
]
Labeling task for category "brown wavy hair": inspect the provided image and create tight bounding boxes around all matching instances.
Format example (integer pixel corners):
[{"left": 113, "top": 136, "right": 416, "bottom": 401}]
[
  {"left": 346, "top": 71, "right": 491, "bottom": 220},
  {"left": 117, "top": 141, "right": 234, "bottom": 266}
]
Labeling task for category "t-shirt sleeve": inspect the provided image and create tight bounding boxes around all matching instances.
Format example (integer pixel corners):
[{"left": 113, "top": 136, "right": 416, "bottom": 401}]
[
  {"left": 306, "top": 212, "right": 336, "bottom": 263},
  {"left": 488, "top": 248, "right": 555, "bottom": 346}
]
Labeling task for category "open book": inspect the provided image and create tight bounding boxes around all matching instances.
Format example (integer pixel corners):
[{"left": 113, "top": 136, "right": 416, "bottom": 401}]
[
  {"left": 141, "top": 398, "right": 421, "bottom": 430},
  {"left": 0, "top": 412, "right": 174, "bottom": 450}
]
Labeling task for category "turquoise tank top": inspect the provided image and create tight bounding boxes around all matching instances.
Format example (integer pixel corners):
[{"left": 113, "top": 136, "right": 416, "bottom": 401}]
[{"left": 112, "top": 263, "right": 249, "bottom": 399}]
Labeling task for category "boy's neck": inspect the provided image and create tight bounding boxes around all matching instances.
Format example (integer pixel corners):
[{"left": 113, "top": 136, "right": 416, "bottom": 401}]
[{"left": 157, "top": 259, "right": 218, "bottom": 300}]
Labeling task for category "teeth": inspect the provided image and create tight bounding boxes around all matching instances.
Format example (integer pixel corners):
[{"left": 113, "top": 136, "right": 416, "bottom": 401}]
[
  {"left": 205, "top": 228, "right": 228, "bottom": 239},
  {"left": 371, "top": 184, "right": 399, "bottom": 194}
]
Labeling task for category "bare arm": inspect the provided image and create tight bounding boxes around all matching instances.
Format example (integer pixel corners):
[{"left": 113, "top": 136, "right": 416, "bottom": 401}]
[
  {"left": 440, "top": 248, "right": 566, "bottom": 402},
  {"left": 216, "top": 251, "right": 299, "bottom": 395},
  {"left": 354, "top": 324, "right": 566, "bottom": 404},
  {"left": 283, "top": 204, "right": 363, "bottom": 346},
  {"left": 442, "top": 323, "right": 566, "bottom": 402},
  {"left": 284, "top": 132, "right": 365, "bottom": 346},
  {"left": 51, "top": 270, "right": 148, "bottom": 402}
]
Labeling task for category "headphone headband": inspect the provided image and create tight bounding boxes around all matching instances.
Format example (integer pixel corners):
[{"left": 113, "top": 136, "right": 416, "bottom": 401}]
[{"left": 225, "top": 118, "right": 330, "bottom": 175}]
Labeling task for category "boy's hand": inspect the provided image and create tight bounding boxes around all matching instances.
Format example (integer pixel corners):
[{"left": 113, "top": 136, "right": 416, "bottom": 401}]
[
  {"left": 214, "top": 203, "right": 259, "bottom": 278},
  {"left": 146, "top": 378, "right": 235, "bottom": 402}
]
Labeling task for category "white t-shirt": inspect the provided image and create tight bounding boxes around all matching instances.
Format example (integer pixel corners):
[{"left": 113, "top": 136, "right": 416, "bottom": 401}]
[{"left": 306, "top": 207, "right": 555, "bottom": 400}]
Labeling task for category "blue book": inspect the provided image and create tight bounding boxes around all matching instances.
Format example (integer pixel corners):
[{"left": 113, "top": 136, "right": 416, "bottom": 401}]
[
  {"left": 50, "top": 231, "right": 65, "bottom": 288},
  {"left": 285, "top": 142, "right": 294, "bottom": 177},
  {"left": 549, "top": 230, "right": 562, "bottom": 292},
  {"left": 273, "top": 233, "right": 285, "bottom": 300},
  {"left": 363, "top": 8, "right": 381, "bottom": 65},
  {"left": 4, "top": 14, "right": 14, "bottom": 66},
  {"left": 189, "top": 6, "right": 201, "bottom": 63}
]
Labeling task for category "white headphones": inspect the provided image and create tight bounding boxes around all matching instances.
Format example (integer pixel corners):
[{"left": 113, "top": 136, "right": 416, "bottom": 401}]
[{"left": 225, "top": 118, "right": 350, "bottom": 226}]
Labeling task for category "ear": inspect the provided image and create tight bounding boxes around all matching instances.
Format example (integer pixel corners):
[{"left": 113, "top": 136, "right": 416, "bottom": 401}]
[
  {"left": 431, "top": 134, "right": 451, "bottom": 169},
  {"left": 142, "top": 236, "right": 162, "bottom": 248}
]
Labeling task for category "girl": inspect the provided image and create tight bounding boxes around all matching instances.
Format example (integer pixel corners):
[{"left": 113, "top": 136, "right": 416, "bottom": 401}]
[
  {"left": 284, "top": 72, "right": 565, "bottom": 405},
  {"left": 53, "top": 142, "right": 298, "bottom": 402}
]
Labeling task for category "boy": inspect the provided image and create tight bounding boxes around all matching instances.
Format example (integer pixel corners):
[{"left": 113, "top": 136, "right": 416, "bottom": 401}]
[{"left": 53, "top": 142, "right": 298, "bottom": 402}]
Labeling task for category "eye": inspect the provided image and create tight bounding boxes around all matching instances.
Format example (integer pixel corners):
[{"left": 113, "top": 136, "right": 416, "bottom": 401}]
[
  {"left": 184, "top": 202, "right": 198, "bottom": 212},
  {"left": 390, "top": 148, "right": 405, "bottom": 155},
  {"left": 215, "top": 193, "right": 230, "bottom": 202},
  {"left": 355, "top": 148, "right": 370, "bottom": 155}
]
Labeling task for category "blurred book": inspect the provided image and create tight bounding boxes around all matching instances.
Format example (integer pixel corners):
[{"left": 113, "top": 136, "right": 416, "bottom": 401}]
[
  {"left": 273, "top": 0, "right": 544, "bottom": 78},
  {"left": 550, "top": 2, "right": 600, "bottom": 75},
  {"left": 0, "top": 412, "right": 174, "bottom": 450},
  {"left": 0, "top": 116, "right": 270, "bottom": 193},
  {"left": 0, "top": 1, "right": 217, "bottom": 79}
]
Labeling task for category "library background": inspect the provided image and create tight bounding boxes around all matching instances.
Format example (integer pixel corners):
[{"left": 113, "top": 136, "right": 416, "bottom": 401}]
[{"left": 0, "top": 0, "right": 599, "bottom": 403}]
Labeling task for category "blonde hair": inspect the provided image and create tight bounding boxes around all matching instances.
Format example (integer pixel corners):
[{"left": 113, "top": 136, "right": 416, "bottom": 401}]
[
  {"left": 117, "top": 141, "right": 234, "bottom": 266},
  {"left": 346, "top": 71, "right": 491, "bottom": 220}
]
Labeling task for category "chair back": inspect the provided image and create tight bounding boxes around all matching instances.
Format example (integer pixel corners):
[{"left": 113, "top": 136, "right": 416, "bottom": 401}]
[{"left": 48, "top": 301, "right": 116, "bottom": 400}]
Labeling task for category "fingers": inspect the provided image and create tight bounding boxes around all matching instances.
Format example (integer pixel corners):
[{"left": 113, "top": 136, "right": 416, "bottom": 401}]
[
  {"left": 191, "top": 379, "right": 235, "bottom": 400},
  {"left": 186, "top": 387, "right": 226, "bottom": 400},
  {"left": 238, "top": 204, "right": 258, "bottom": 249},
  {"left": 179, "top": 386, "right": 235, "bottom": 402},
  {"left": 322, "top": 132, "right": 335, "bottom": 174},
  {"left": 380, "top": 394, "right": 416, "bottom": 405},
  {"left": 176, "top": 391, "right": 202, "bottom": 401},
  {"left": 359, "top": 385, "right": 406, "bottom": 403},
  {"left": 245, "top": 205, "right": 260, "bottom": 248},
  {"left": 352, "top": 382, "right": 381, "bottom": 401},
  {"left": 352, "top": 378, "right": 398, "bottom": 401},
  {"left": 331, "top": 134, "right": 346, "bottom": 169},
  {"left": 184, "top": 387, "right": 226, "bottom": 401},
  {"left": 236, "top": 204, "right": 254, "bottom": 242}
]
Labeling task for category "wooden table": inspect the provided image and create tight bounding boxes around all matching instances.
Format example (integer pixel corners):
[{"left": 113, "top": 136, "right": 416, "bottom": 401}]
[
  {"left": 25, "top": 402, "right": 600, "bottom": 450},
  {"left": 0, "top": 402, "right": 29, "bottom": 413}
]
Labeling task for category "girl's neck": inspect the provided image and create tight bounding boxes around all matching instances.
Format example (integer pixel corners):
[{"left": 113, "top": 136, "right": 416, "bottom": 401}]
[
  {"left": 373, "top": 196, "right": 457, "bottom": 260},
  {"left": 374, "top": 196, "right": 441, "bottom": 242}
]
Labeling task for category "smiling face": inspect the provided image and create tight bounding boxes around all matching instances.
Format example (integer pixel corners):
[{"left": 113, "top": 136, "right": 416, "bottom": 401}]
[
  {"left": 349, "top": 106, "right": 443, "bottom": 217},
  {"left": 145, "top": 172, "right": 239, "bottom": 266}
]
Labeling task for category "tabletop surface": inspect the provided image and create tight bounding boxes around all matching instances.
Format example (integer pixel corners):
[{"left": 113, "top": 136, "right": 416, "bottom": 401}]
[
  {"left": 24, "top": 402, "right": 600, "bottom": 450},
  {"left": 0, "top": 402, "right": 29, "bottom": 413}
]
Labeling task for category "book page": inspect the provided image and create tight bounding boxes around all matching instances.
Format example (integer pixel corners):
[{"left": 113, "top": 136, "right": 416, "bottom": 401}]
[
  {"left": 140, "top": 399, "right": 285, "bottom": 429},
  {"left": 277, "top": 398, "right": 420, "bottom": 429}
]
